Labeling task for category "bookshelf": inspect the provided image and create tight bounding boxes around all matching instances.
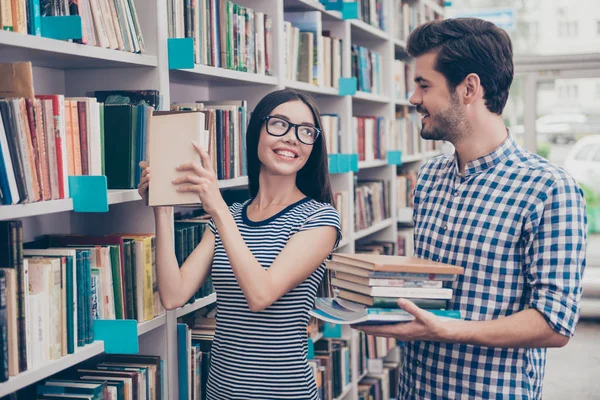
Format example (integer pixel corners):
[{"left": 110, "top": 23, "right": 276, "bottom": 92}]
[{"left": 0, "top": 0, "right": 445, "bottom": 399}]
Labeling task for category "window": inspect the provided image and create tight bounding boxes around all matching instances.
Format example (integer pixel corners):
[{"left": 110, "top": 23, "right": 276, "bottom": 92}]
[{"left": 575, "top": 146, "right": 595, "bottom": 161}]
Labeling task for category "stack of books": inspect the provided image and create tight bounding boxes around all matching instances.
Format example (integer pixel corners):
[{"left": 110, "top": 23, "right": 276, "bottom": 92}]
[{"left": 311, "top": 254, "right": 464, "bottom": 325}]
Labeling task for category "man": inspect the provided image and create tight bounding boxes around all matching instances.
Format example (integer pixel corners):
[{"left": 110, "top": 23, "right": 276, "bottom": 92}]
[{"left": 355, "top": 18, "right": 587, "bottom": 399}]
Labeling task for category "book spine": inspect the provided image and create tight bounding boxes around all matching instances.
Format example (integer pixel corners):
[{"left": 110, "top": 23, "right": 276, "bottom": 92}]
[
  {"left": 77, "top": 101, "right": 89, "bottom": 175},
  {"left": 0, "top": 270, "right": 8, "bottom": 382}
]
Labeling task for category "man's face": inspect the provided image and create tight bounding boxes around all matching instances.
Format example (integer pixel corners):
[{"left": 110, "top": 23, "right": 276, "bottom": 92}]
[{"left": 409, "top": 52, "right": 465, "bottom": 143}]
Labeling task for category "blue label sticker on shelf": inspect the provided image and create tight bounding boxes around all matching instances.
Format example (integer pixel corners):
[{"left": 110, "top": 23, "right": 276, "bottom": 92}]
[
  {"left": 341, "top": 2, "right": 359, "bottom": 19},
  {"left": 328, "top": 154, "right": 339, "bottom": 174},
  {"left": 338, "top": 154, "right": 351, "bottom": 173},
  {"left": 68, "top": 175, "right": 109, "bottom": 213},
  {"left": 323, "top": 322, "right": 343, "bottom": 338},
  {"left": 388, "top": 150, "right": 402, "bottom": 165},
  {"left": 41, "top": 16, "right": 82, "bottom": 40},
  {"left": 94, "top": 319, "right": 139, "bottom": 354},
  {"left": 350, "top": 153, "right": 359, "bottom": 172},
  {"left": 320, "top": 0, "right": 343, "bottom": 11},
  {"left": 307, "top": 338, "right": 315, "bottom": 359},
  {"left": 168, "top": 38, "right": 195, "bottom": 70},
  {"left": 339, "top": 77, "right": 357, "bottom": 96}
]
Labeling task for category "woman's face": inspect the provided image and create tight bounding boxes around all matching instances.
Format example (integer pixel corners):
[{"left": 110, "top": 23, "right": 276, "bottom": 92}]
[{"left": 257, "top": 100, "right": 316, "bottom": 177}]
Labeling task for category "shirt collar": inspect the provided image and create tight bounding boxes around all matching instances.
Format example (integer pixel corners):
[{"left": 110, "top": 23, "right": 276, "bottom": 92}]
[{"left": 454, "top": 133, "right": 518, "bottom": 177}]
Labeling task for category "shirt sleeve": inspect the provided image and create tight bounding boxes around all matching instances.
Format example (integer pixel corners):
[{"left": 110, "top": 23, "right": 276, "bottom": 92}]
[
  {"left": 298, "top": 205, "right": 342, "bottom": 251},
  {"left": 523, "top": 176, "right": 587, "bottom": 338}
]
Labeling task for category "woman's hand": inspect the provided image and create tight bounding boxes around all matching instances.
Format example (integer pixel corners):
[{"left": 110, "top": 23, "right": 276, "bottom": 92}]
[
  {"left": 138, "top": 161, "right": 173, "bottom": 214},
  {"left": 138, "top": 161, "right": 151, "bottom": 205},
  {"left": 172, "top": 142, "right": 228, "bottom": 216}
]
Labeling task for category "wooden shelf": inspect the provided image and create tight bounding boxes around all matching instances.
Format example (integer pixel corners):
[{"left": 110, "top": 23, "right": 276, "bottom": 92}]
[
  {"left": 353, "top": 91, "right": 391, "bottom": 104},
  {"left": 285, "top": 80, "right": 340, "bottom": 96},
  {"left": 350, "top": 20, "right": 389, "bottom": 41},
  {"left": 171, "top": 64, "right": 279, "bottom": 86},
  {"left": 0, "top": 342, "right": 105, "bottom": 397},
  {"left": 354, "top": 218, "right": 394, "bottom": 240},
  {"left": 0, "top": 177, "right": 247, "bottom": 221},
  {"left": 0, "top": 31, "right": 157, "bottom": 69},
  {"left": 395, "top": 98, "right": 412, "bottom": 106},
  {"left": 138, "top": 314, "right": 167, "bottom": 336},
  {"left": 175, "top": 293, "right": 217, "bottom": 318},
  {"left": 358, "top": 159, "right": 388, "bottom": 169},
  {"left": 283, "top": 0, "right": 343, "bottom": 20}
]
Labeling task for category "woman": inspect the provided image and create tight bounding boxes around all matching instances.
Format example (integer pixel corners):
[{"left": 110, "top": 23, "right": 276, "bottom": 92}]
[{"left": 138, "top": 89, "right": 341, "bottom": 399}]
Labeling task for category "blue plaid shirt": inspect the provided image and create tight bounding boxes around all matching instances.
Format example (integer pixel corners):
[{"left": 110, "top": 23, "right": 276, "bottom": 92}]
[{"left": 400, "top": 134, "right": 587, "bottom": 399}]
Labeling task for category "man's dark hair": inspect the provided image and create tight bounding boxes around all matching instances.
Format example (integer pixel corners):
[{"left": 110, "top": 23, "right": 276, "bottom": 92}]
[{"left": 407, "top": 18, "right": 514, "bottom": 115}]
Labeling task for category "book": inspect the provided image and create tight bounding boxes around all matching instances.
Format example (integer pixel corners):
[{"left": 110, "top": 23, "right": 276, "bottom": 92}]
[
  {"left": 147, "top": 110, "right": 208, "bottom": 207},
  {"left": 330, "top": 254, "right": 465, "bottom": 275},
  {"left": 311, "top": 298, "right": 461, "bottom": 326}
]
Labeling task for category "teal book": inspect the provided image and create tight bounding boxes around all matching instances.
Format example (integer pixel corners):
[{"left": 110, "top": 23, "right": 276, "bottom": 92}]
[{"left": 177, "top": 323, "right": 189, "bottom": 400}]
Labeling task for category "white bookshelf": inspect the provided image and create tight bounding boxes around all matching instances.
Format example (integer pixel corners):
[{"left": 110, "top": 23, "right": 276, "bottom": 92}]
[
  {"left": 174, "top": 293, "right": 218, "bottom": 318},
  {"left": 0, "top": 0, "right": 444, "bottom": 399}
]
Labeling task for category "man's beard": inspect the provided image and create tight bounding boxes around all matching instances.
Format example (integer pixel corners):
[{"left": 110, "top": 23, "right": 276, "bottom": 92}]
[{"left": 418, "top": 92, "right": 465, "bottom": 143}]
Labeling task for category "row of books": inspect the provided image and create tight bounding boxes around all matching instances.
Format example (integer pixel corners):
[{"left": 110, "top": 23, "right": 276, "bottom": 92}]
[
  {"left": 393, "top": 0, "right": 422, "bottom": 42},
  {"left": 311, "top": 337, "right": 352, "bottom": 400},
  {"left": 177, "top": 305, "right": 216, "bottom": 400},
  {"left": 333, "top": 190, "right": 349, "bottom": 240},
  {"left": 396, "top": 171, "right": 417, "bottom": 210},
  {"left": 354, "top": 179, "right": 391, "bottom": 232},
  {"left": 312, "top": 253, "right": 464, "bottom": 326},
  {"left": 0, "top": 220, "right": 168, "bottom": 379},
  {"left": 168, "top": 0, "right": 273, "bottom": 75},
  {"left": 18, "top": 353, "right": 163, "bottom": 399},
  {"left": 393, "top": 108, "right": 421, "bottom": 157},
  {"left": 355, "top": 0, "right": 388, "bottom": 31},
  {"left": 1, "top": 0, "right": 146, "bottom": 53},
  {"left": 170, "top": 100, "right": 248, "bottom": 181},
  {"left": 397, "top": 229, "right": 414, "bottom": 257},
  {"left": 352, "top": 116, "right": 389, "bottom": 162},
  {"left": 393, "top": 60, "right": 408, "bottom": 101},
  {"left": 283, "top": 12, "right": 343, "bottom": 88},
  {"left": 358, "top": 359, "right": 401, "bottom": 400},
  {"left": 174, "top": 211, "right": 214, "bottom": 303},
  {"left": 322, "top": 114, "right": 341, "bottom": 155},
  {"left": 351, "top": 44, "right": 383, "bottom": 95}
]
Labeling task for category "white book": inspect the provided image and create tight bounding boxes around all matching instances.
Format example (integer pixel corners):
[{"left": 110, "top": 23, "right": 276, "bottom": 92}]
[
  {"left": 24, "top": 248, "right": 78, "bottom": 353},
  {"left": 148, "top": 111, "right": 208, "bottom": 206},
  {"left": 255, "top": 12, "right": 265, "bottom": 75},
  {"left": 108, "top": 0, "right": 125, "bottom": 51},
  {"left": 88, "top": 0, "right": 110, "bottom": 48},
  {"left": 331, "top": 277, "right": 453, "bottom": 299}
]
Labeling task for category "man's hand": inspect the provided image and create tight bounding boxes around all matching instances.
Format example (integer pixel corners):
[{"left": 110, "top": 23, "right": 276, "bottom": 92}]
[{"left": 352, "top": 299, "right": 450, "bottom": 342}]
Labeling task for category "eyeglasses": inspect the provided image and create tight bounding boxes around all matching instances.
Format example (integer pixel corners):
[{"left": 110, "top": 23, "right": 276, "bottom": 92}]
[{"left": 262, "top": 116, "right": 321, "bottom": 145}]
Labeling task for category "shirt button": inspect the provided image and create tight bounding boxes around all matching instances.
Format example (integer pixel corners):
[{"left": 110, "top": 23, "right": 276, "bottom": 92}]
[
  {"left": 443, "top": 224, "right": 449, "bottom": 230},
  {"left": 415, "top": 360, "right": 421, "bottom": 366},
  {"left": 453, "top": 191, "right": 459, "bottom": 196},
  {"left": 433, "top": 255, "right": 439, "bottom": 262}
]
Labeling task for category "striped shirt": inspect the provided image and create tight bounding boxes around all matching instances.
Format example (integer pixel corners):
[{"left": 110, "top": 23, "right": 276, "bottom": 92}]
[
  {"left": 400, "top": 134, "right": 587, "bottom": 399},
  {"left": 206, "top": 197, "right": 341, "bottom": 400}
]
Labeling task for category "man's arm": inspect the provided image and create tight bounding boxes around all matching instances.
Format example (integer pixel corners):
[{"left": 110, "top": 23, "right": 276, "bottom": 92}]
[
  {"left": 355, "top": 300, "right": 568, "bottom": 348},
  {"left": 357, "top": 175, "right": 587, "bottom": 349}
]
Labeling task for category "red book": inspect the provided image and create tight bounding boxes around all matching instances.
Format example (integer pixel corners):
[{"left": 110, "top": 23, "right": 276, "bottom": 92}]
[{"left": 36, "top": 95, "right": 68, "bottom": 199}]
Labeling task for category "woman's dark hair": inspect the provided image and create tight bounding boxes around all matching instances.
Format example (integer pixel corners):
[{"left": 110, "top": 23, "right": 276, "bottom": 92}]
[
  {"left": 246, "top": 89, "right": 334, "bottom": 205},
  {"left": 407, "top": 18, "right": 514, "bottom": 115}
]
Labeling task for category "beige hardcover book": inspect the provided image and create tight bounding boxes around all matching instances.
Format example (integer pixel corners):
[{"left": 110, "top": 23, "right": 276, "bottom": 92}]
[
  {"left": 330, "top": 254, "right": 465, "bottom": 275},
  {"left": 148, "top": 111, "right": 208, "bottom": 206}
]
